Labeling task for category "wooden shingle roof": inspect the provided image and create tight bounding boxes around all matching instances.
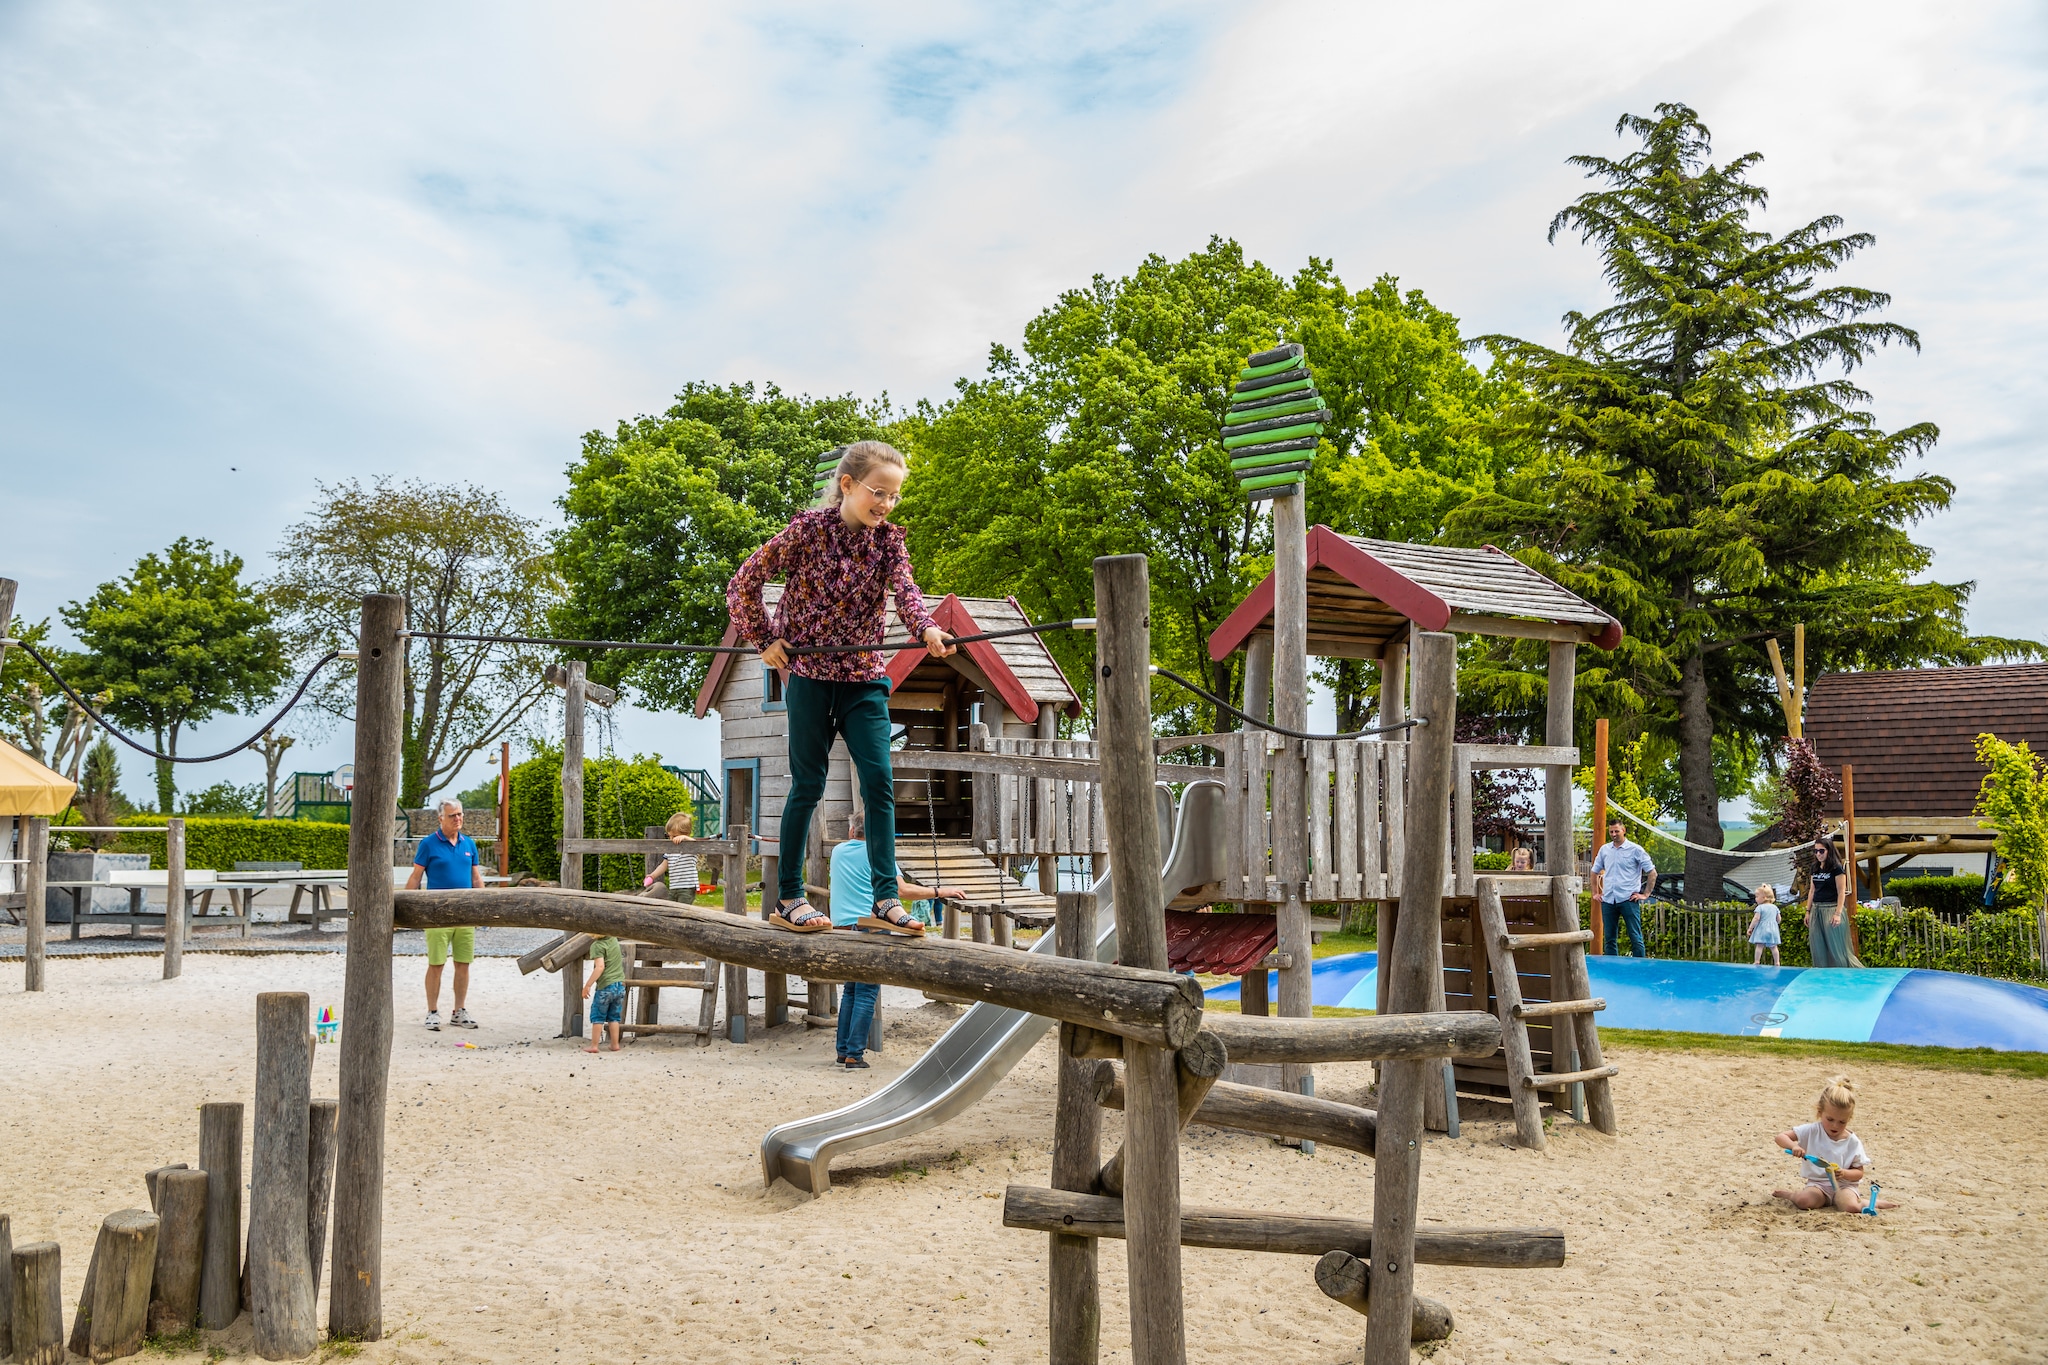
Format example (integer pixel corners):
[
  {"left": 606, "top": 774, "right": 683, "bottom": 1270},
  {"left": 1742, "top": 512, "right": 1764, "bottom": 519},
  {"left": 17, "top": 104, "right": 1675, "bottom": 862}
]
[
  {"left": 1209, "top": 527, "right": 1623, "bottom": 661},
  {"left": 1805, "top": 664, "right": 2048, "bottom": 819}
]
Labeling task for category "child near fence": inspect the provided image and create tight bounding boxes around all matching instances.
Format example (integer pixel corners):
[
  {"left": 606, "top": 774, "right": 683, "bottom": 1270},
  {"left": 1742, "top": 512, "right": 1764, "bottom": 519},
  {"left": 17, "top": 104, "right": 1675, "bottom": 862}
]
[
  {"left": 1748, "top": 884, "right": 1783, "bottom": 966},
  {"left": 727, "top": 440, "right": 954, "bottom": 936}
]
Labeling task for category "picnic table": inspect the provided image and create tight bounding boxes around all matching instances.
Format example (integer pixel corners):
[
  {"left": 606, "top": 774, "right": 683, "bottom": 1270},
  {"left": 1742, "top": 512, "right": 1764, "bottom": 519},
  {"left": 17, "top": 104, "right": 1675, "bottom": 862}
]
[{"left": 48, "top": 869, "right": 265, "bottom": 941}]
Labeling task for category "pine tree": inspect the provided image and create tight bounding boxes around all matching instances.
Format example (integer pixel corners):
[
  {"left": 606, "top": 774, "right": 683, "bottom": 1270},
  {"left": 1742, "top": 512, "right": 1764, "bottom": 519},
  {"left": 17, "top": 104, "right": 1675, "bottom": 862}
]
[{"left": 1453, "top": 104, "right": 2032, "bottom": 893}]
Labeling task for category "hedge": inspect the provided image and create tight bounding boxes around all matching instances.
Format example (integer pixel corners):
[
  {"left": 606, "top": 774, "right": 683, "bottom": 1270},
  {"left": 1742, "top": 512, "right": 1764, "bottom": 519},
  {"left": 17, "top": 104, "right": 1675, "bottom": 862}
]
[
  {"left": 1888, "top": 873, "right": 2021, "bottom": 915},
  {"left": 97, "top": 816, "right": 353, "bottom": 871},
  {"left": 506, "top": 751, "right": 694, "bottom": 891}
]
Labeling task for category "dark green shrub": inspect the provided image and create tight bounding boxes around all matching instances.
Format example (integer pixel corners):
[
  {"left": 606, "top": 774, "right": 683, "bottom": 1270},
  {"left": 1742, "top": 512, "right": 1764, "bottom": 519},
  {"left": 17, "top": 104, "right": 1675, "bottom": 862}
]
[
  {"left": 504, "top": 747, "right": 691, "bottom": 890},
  {"left": 1889, "top": 874, "right": 2019, "bottom": 915},
  {"left": 105, "top": 816, "right": 352, "bottom": 870},
  {"left": 507, "top": 745, "right": 561, "bottom": 877}
]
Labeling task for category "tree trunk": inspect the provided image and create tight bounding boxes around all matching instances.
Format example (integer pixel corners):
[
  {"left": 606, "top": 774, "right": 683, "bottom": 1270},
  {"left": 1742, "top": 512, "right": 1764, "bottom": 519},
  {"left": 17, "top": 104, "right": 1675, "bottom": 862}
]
[
  {"left": 154, "top": 728, "right": 176, "bottom": 816},
  {"left": 1677, "top": 649, "right": 1722, "bottom": 899},
  {"left": 1331, "top": 658, "right": 1373, "bottom": 733}
]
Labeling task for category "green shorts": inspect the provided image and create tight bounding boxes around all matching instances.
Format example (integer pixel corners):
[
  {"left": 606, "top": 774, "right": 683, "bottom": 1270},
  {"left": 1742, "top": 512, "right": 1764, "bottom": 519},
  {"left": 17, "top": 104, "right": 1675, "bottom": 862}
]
[{"left": 425, "top": 926, "right": 475, "bottom": 966}]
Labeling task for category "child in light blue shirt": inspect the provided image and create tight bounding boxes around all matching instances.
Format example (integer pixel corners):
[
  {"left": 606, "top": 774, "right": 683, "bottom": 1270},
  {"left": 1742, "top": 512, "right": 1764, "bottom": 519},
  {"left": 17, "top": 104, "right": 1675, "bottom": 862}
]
[{"left": 826, "top": 810, "right": 964, "bottom": 1069}]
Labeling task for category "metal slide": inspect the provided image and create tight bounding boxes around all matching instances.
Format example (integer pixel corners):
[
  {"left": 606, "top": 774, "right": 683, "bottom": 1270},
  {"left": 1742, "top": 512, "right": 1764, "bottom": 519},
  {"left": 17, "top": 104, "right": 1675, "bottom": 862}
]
[{"left": 760, "top": 779, "right": 1228, "bottom": 1193}]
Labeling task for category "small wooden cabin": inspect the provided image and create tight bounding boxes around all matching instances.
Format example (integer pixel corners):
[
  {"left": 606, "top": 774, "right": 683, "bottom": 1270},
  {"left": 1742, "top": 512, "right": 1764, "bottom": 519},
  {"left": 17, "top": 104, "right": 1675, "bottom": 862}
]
[{"left": 694, "top": 587, "right": 1082, "bottom": 849}]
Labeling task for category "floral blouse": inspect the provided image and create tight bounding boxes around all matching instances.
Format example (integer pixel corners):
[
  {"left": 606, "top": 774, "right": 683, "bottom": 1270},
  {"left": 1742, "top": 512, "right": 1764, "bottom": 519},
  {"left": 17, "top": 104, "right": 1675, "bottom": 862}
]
[{"left": 727, "top": 509, "right": 939, "bottom": 683}]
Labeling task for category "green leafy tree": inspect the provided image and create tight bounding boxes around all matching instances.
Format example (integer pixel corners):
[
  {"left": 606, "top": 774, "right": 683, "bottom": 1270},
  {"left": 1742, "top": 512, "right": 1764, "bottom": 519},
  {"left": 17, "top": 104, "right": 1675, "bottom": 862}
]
[
  {"left": 900, "top": 239, "right": 1515, "bottom": 728},
  {"left": 63, "top": 538, "right": 288, "bottom": 813},
  {"left": 552, "top": 383, "right": 897, "bottom": 709},
  {"left": 1974, "top": 733, "right": 2048, "bottom": 915},
  {"left": 267, "top": 479, "right": 563, "bottom": 808},
  {"left": 184, "top": 780, "right": 266, "bottom": 816},
  {"left": 1451, "top": 104, "right": 2032, "bottom": 891}
]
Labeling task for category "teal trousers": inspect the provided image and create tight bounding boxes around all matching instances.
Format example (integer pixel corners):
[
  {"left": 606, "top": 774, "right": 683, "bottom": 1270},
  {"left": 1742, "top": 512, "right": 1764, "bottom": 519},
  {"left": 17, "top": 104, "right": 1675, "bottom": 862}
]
[{"left": 779, "top": 676, "right": 898, "bottom": 907}]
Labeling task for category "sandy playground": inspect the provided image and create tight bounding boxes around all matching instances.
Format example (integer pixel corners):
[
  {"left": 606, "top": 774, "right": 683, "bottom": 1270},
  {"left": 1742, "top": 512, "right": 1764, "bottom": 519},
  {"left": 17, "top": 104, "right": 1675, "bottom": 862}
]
[{"left": 2, "top": 950, "right": 2043, "bottom": 1364}]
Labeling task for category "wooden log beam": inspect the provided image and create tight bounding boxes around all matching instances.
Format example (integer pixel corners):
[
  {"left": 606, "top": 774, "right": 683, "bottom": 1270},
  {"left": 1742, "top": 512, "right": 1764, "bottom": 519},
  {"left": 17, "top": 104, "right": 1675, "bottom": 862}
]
[
  {"left": 517, "top": 931, "right": 574, "bottom": 975},
  {"left": 149, "top": 1169, "right": 209, "bottom": 1337},
  {"left": 250, "top": 992, "right": 316, "bottom": 1359},
  {"left": 163, "top": 817, "right": 186, "bottom": 980},
  {"left": 394, "top": 886, "right": 1205, "bottom": 1049},
  {"left": 1314, "top": 1249, "right": 1454, "bottom": 1342},
  {"left": 559, "top": 837, "right": 740, "bottom": 857},
  {"left": 1001, "top": 1188, "right": 1564, "bottom": 1268},
  {"left": 1102, "top": 1073, "right": 1377, "bottom": 1156},
  {"left": 1201, "top": 1010, "right": 1500, "bottom": 1066},
  {"left": 540, "top": 932, "right": 597, "bottom": 974},
  {"left": 10, "top": 1240, "right": 64, "bottom": 1365},
  {"left": 892, "top": 749, "right": 1226, "bottom": 784},
  {"left": 197, "top": 1102, "right": 243, "bottom": 1328},
  {"left": 1098, "top": 1031, "right": 1227, "bottom": 1197},
  {"left": 330, "top": 593, "right": 405, "bottom": 1343}
]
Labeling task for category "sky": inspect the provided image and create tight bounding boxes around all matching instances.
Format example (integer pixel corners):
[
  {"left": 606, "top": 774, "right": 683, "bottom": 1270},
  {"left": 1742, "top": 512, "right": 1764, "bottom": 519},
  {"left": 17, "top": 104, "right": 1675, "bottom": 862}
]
[{"left": 3, "top": 1, "right": 2044, "bottom": 814}]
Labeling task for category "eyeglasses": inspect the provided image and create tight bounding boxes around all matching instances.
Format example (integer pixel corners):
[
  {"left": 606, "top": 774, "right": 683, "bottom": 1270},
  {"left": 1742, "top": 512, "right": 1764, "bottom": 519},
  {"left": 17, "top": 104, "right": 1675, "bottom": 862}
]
[{"left": 855, "top": 479, "right": 902, "bottom": 507}]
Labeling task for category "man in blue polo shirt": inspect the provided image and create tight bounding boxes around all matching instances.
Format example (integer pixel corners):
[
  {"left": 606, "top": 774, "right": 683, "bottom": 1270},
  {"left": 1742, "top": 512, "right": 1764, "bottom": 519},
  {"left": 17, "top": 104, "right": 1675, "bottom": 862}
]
[
  {"left": 1589, "top": 818, "right": 1656, "bottom": 958},
  {"left": 406, "top": 798, "right": 484, "bottom": 1030}
]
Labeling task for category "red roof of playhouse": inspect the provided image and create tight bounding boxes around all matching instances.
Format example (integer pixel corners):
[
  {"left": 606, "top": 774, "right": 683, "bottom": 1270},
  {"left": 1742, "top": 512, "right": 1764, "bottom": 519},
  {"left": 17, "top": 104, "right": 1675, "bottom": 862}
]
[
  {"left": 694, "top": 587, "right": 1082, "bottom": 721},
  {"left": 1207, "top": 527, "right": 1624, "bottom": 660}
]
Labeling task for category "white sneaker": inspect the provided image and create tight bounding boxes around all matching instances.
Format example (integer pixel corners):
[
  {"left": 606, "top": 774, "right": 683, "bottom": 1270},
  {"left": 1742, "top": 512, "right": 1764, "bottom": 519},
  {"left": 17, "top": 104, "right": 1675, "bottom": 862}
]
[
  {"left": 424, "top": 1011, "right": 441, "bottom": 1031},
  {"left": 450, "top": 1008, "right": 478, "bottom": 1029}
]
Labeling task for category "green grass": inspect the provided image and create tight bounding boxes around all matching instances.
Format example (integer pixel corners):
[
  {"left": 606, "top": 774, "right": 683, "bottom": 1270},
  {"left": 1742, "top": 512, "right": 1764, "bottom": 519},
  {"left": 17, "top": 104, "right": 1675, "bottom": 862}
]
[
  {"left": 1598, "top": 1028, "right": 2048, "bottom": 1079},
  {"left": 1312, "top": 928, "right": 1376, "bottom": 959},
  {"left": 1203, "top": 1001, "right": 1374, "bottom": 1018}
]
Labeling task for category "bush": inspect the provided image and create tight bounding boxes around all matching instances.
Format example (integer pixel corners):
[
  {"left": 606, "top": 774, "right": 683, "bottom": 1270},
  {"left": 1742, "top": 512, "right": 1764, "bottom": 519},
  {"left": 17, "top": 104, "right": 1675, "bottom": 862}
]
[
  {"left": 103, "top": 815, "right": 352, "bottom": 871},
  {"left": 183, "top": 781, "right": 266, "bottom": 816},
  {"left": 1889, "top": 874, "right": 2019, "bottom": 915},
  {"left": 1473, "top": 851, "right": 1511, "bottom": 871},
  {"left": 505, "top": 748, "right": 692, "bottom": 890},
  {"left": 507, "top": 745, "right": 561, "bottom": 878}
]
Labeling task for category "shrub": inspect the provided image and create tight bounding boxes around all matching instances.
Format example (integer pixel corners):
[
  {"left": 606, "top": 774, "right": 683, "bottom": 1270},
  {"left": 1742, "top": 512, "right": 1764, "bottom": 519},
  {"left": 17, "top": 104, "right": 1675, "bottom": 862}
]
[
  {"left": 507, "top": 745, "right": 561, "bottom": 878},
  {"left": 1889, "top": 874, "right": 2019, "bottom": 915},
  {"left": 504, "top": 747, "right": 691, "bottom": 889},
  {"left": 103, "top": 815, "right": 352, "bottom": 871}
]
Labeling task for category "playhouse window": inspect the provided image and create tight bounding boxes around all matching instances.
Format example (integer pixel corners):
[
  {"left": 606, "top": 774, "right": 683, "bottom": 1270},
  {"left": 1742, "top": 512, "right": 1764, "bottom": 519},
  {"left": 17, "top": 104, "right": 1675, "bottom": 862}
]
[{"left": 764, "top": 668, "right": 786, "bottom": 712}]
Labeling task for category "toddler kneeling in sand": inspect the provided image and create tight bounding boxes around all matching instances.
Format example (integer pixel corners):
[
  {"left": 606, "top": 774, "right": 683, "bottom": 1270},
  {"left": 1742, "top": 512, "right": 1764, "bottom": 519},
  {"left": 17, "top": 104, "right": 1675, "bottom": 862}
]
[{"left": 1772, "top": 1074, "right": 1896, "bottom": 1212}]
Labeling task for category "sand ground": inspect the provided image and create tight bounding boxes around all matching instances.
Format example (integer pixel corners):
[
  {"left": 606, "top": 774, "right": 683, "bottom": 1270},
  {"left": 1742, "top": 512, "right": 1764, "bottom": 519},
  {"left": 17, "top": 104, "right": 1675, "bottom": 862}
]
[{"left": 2, "top": 951, "right": 2044, "bottom": 1364}]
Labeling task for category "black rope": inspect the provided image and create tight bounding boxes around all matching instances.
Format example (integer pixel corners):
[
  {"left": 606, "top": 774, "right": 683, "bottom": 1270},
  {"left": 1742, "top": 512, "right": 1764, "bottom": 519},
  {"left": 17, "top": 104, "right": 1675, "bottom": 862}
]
[
  {"left": 2, "top": 639, "right": 345, "bottom": 765},
  {"left": 404, "top": 618, "right": 1096, "bottom": 657},
  {"left": 1147, "top": 664, "right": 1427, "bottom": 742}
]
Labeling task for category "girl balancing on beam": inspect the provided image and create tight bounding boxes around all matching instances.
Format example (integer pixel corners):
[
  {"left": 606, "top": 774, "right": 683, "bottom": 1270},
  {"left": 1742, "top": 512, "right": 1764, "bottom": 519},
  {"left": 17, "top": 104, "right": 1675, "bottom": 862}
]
[{"left": 727, "top": 440, "right": 954, "bottom": 936}]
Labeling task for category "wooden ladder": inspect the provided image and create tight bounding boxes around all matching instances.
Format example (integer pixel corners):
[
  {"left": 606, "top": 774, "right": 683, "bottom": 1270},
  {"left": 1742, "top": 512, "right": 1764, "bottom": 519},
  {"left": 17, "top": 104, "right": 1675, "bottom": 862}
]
[
  {"left": 618, "top": 941, "right": 721, "bottom": 1046},
  {"left": 1473, "top": 874, "right": 1618, "bottom": 1149}
]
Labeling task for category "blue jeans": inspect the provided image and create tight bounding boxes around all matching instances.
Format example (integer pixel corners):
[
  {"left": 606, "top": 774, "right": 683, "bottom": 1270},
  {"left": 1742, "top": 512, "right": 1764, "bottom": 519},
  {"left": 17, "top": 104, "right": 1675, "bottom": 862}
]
[
  {"left": 1602, "top": 900, "right": 1647, "bottom": 958},
  {"left": 836, "top": 981, "right": 880, "bottom": 1058}
]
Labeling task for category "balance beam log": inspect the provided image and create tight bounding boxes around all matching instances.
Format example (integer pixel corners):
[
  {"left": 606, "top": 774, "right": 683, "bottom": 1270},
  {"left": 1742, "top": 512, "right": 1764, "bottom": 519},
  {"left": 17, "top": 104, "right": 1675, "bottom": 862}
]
[
  {"left": 10, "top": 1241, "right": 64, "bottom": 1365},
  {"left": 148, "top": 1170, "right": 209, "bottom": 1336},
  {"left": 540, "top": 933, "right": 598, "bottom": 974},
  {"left": 1203, "top": 1010, "right": 1500, "bottom": 1066},
  {"left": 75, "top": 1210, "right": 158, "bottom": 1362},
  {"left": 395, "top": 887, "right": 1205, "bottom": 1049},
  {"left": 1097, "top": 1031, "right": 1227, "bottom": 1197},
  {"left": 1001, "top": 1187, "right": 1564, "bottom": 1269},
  {"left": 517, "top": 931, "right": 574, "bottom": 975},
  {"left": 1314, "top": 1249, "right": 1454, "bottom": 1342},
  {"left": 197, "top": 1102, "right": 243, "bottom": 1328},
  {"left": 1102, "top": 1073, "right": 1377, "bottom": 1156}
]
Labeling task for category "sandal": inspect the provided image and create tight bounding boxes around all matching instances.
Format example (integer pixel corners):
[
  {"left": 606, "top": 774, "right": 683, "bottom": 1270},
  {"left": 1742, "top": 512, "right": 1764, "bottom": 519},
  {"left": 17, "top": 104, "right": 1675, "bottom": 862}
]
[
  {"left": 771, "top": 899, "right": 832, "bottom": 933},
  {"left": 857, "top": 900, "right": 926, "bottom": 936}
]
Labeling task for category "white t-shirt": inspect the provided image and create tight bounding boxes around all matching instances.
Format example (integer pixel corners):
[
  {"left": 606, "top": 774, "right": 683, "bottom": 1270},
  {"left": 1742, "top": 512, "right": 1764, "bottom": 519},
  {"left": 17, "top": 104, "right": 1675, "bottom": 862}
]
[
  {"left": 664, "top": 850, "right": 698, "bottom": 890},
  {"left": 1792, "top": 1119, "right": 1868, "bottom": 1186}
]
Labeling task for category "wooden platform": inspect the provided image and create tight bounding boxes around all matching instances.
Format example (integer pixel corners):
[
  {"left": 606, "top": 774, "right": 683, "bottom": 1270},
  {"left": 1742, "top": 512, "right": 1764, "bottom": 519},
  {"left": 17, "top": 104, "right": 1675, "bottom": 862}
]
[{"left": 892, "top": 837, "right": 1056, "bottom": 925}]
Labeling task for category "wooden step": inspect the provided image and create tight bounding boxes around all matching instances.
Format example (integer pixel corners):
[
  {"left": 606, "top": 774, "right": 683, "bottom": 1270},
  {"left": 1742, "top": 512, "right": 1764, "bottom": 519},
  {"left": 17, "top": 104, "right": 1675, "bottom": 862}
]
[
  {"left": 624, "top": 970, "right": 712, "bottom": 985},
  {"left": 618, "top": 1023, "right": 713, "bottom": 1037},
  {"left": 1511, "top": 997, "right": 1606, "bottom": 1020},
  {"left": 1521, "top": 1065, "right": 1619, "bottom": 1090},
  {"left": 1500, "top": 929, "right": 1592, "bottom": 952}
]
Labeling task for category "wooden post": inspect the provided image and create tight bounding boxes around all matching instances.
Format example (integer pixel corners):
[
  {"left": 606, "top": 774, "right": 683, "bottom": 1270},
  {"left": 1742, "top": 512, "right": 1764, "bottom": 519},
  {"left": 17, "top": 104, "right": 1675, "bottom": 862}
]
[
  {"left": 250, "top": 992, "right": 316, "bottom": 1359},
  {"left": 77, "top": 1210, "right": 158, "bottom": 1363},
  {"left": 22, "top": 815, "right": 47, "bottom": 992},
  {"left": 162, "top": 817, "right": 186, "bottom": 978},
  {"left": 10, "top": 1241, "right": 63, "bottom": 1365},
  {"left": 724, "top": 826, "right": 750, "bottom": 1042},
  {"left": 1543, "top": 643, "right": 1581, "bottom": 1115},
  {"left": 1050, "top": 889, "right": 1102, "bottom": 1365},
  {"left": 1092, "top": 553, "right": 1184, "bottom": 1365},
  {"left": 1270, "top": 490, "right": 1313, "bottom": 1109},
  {"left": 1792, "top": 623, "right": 1805, "bottom": 740},
  {"left": 559, "top": 660, "right": 587, "bottom": 1039},
  {"left": 1590, "top": 718, "right": 1609, "bottom": 954},
  {"left": 1037, "top": 702, "right": 1060, "bottom": 896},
  {"left": 198, "top": 1101, "right": 243, "bottom": 1327},
  {"left": 761, "top": 849, "right": 783, "bottom": 1027},
  {"left": 0, "top": 1210, "right": 12, "bottom": 1352},
  {"left": 1242, "top": 633, "right": 1272, "bottom": 730},
  {"left": 149, "top": 1169, "right": 209, "bottom": 1336},
  {"left": 1843, "top": 764, "right": 1862, "bottom": 959},
  {"left": 1367, "top": 629, "right": 1456, "bottom": 1365},
  {"left": 306, "top": 1098, "right": 339, "bottom": 1301},
  {"left": 329, "top": 591, "right": 405, "bottom": 1342},
  {"left": 1373, "top": 639, "right": 1406, "bottom": 1070}
]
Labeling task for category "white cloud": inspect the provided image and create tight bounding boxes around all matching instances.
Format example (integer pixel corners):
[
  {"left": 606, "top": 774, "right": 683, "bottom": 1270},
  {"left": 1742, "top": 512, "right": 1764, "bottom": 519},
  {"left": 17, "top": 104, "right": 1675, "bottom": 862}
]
[{"left": 3, "top": 0, "right": 2042, "bottom": 804}]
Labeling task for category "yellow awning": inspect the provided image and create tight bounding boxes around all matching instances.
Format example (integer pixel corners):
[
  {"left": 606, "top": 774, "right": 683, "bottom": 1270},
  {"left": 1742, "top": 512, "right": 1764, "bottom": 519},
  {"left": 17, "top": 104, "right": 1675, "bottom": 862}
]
[{"left": 0, "top": 742, "right": 77, "bottom": 817}]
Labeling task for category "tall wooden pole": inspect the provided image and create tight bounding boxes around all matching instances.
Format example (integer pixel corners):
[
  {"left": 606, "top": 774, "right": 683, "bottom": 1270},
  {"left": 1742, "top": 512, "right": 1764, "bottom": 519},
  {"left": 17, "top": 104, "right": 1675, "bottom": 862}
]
[
  {"left": 1792, "top": 624, "right": 1805, "bottom": 741},
  {"left": 329, "top": 592, "right": 405, "bottom": 1342},
  {"left": 163, "top": 817, "right": 186, "bottom": 979},
  {"left": 1373, "top": 639, "right": 1406, "bottom": 1030},
  {"left": 1093, "top": 554, "right": 1184, "bottom": 1365},
  {"left": 1843, "top": 763, "right": 1862, "bottom": 959},
  {"left": 22, "top": 816, "right": 47, "bottom": 992},
  {"left": 497, "top": 741, "right": 511, "bottom": 878},
  {"left": 1366, "top": 629, "right": 1456, "bottom": 1365},
  {"left": 1544, "top": 643, "right": 1576, "bottom": 873},
  {"left": 1270, "top": 492, "right": 1312, "bottom": 1103},
  {"left": 1049, "top": 889, "right": 1102, "bottom": 1365},
  {"left": 559, "top": 662, "right": 587, "bottom": 1040},
  {"left": 249, "top": 992, "right": 315, "bottom": 1359},
  {"left": 1242, "top": 634, "right": 1272, "bottom": 730},
  {"left": 1590, "top": 718, "right": 1609, "bottom": 954}
]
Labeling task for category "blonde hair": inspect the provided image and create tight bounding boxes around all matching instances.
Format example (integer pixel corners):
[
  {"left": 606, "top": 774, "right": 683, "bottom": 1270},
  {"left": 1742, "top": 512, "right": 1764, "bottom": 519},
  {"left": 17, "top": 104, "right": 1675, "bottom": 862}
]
[
  {"left": 1755, "top": 883, "right": 1777, "bottom": 903},
  {"left": 1815, "top": 1074, "right": 1856, "bottom": 1116},
  {"left": 824, "top": 440, "right": 909, "bottom": 508},
  {"left": 665, "top": 809, "right": 694, "bottom": 837}
]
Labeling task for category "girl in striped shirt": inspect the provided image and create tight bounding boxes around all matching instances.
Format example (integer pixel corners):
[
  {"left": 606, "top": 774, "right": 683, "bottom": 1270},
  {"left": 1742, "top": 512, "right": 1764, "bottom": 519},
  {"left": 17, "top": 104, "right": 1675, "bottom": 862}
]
[
  {"left": 727, "top": 440, "right": 953, "bottom": 935},
  {"left": 642, "top": 809, "right": 700, "bottom": 902}
]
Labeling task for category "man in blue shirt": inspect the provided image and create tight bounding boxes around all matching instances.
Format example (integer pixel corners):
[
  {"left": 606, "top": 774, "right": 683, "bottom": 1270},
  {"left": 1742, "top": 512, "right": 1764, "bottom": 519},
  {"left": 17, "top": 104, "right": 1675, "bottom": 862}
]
[
  {"left": 406, "top": 799, "right": 484, "bottom": 1030},
  {"left": 826, "top": 809, "right": 963, "bottom": 1069},
  {"left": 1589, "top": 819, "right": 1656, "bottom": 958}
]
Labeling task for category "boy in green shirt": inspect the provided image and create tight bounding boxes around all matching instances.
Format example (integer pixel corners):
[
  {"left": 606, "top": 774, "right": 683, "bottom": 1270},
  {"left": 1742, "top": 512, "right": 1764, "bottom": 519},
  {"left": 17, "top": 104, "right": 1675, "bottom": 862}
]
[{"left": 582, "top": 935, "right": 626, "bottom": 1053}]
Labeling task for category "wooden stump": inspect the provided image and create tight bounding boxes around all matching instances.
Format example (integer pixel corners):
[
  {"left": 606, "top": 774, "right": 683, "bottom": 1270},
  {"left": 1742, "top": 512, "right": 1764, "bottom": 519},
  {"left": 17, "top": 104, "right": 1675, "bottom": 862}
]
[
  {"left": 1314, "top": 1249, "right": 1453, "bottom": 1342},
  {"left": 10, "top": 1241, "right": 63, "bottom": 1365},
  {"left": 249, "top": 992, "right": 317, "bottom": 1359},
  {"left": 1050, "top": 891, "right": 1102, "bottom": 1365},
  {"left": 307, "top": 1098, "right": 340, "bottom": 1301},
  {"left": 150, "top": 1170, "right": 209, "bottom": 1337},
  {"left": 198, "top": 1101, "right": 244, "bottom": 1328},
  {"left": 0, "top": 1211, "right": 13, "bottom": 1357},
  {"left": 73, "top": 1210, "right": 158, "bottom": 1362},
  {"left": 144, "top": 1164, "right": 189, "bottom": 1211}
]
